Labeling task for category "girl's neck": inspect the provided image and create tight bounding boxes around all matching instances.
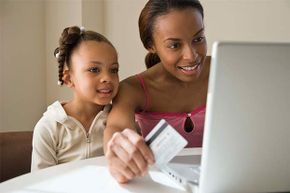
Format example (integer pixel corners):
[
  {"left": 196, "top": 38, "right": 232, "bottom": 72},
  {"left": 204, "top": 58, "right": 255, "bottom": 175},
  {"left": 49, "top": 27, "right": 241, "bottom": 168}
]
[{"left": 63, "top": 99, "right": 104, "bottom": 131}]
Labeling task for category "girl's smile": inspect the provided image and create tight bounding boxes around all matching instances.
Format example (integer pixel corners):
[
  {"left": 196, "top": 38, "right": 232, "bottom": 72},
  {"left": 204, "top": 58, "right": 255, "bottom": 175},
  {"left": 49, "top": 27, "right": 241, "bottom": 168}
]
[{"left": 96, "top": 87, "right": 114, "bottom": 98}]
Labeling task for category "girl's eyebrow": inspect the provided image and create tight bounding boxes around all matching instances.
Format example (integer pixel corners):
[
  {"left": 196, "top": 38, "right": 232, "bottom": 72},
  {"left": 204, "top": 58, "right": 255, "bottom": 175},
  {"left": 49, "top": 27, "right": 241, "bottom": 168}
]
[
  {"left": 164, "top": 28, "right": 205, "bottom": 42},
  {"left": 90, "top": 61, "right": 119, "bottom": 66},
  {"left": 90, "top": 61, "right": 102, "bottom": 65}
]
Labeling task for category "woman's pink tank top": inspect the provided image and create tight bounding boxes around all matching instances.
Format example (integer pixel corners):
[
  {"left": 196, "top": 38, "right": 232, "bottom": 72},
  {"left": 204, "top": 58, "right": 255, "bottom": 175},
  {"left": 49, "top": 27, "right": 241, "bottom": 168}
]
[{"left": 134, "top": 74, "right": 205, "bottom": 147}]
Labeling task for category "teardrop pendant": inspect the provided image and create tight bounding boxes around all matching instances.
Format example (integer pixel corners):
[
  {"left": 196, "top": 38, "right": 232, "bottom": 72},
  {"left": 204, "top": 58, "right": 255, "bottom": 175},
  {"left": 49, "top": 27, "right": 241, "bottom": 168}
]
[{"left": 184, "top": 116, "right": 194, "bottom": 133}]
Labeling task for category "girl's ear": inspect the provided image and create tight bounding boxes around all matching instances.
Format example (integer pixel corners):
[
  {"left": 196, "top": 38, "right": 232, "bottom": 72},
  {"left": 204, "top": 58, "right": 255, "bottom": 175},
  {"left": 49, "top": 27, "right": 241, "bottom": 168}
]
[{"left": 62, "top": 69, "right": 74, "bottom": 88}]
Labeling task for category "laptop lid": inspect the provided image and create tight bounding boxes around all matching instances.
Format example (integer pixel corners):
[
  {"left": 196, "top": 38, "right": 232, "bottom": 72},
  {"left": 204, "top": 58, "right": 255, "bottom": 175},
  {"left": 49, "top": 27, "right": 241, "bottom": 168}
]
[{"left": 200, "top": 42, "right": 290, "bottom": 193}]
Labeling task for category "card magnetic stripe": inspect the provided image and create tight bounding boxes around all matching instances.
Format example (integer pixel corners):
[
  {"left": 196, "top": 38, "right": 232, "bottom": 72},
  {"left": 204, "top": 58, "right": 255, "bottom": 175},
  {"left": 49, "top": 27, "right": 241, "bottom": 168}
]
[{"left": 145, "top": 121, "right": 168, "bottom": 146}]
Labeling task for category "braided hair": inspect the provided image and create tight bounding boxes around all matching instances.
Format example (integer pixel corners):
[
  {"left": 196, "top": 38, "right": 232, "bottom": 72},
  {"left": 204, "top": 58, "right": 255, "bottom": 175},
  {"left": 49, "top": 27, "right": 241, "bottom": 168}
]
[{"left": 54, "top": 26, "right": 114, "bottom": 85}]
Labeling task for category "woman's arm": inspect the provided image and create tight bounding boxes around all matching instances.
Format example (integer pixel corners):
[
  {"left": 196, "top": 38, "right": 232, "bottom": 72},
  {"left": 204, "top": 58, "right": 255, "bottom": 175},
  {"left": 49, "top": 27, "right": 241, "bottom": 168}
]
[
  {"left": 104, "top": 79, "right": 154, "bottom": 183},
  {"left": 104, "top": 81, "right": 139, "bottom": 145}
]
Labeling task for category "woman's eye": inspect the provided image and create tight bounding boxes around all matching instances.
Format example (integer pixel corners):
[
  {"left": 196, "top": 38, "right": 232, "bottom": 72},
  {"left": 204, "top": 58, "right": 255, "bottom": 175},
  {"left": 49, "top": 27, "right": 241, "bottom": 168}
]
[
  {"left": 88, "top": 67, "right": 100, "bottom": 73},
  {"left": 111, "top": 68, "right": 119, "bottom": 74},
  {"left": 168, "top": 42, "right": 180, "bottom": 49},
  {"left": 193, "top": 36, "right": 205, "bottom": 43}
]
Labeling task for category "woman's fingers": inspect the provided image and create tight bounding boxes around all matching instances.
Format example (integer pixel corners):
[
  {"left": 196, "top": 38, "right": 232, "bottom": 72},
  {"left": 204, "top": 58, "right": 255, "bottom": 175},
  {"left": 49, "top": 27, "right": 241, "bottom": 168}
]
[
  {"left": 106, "top": 147, "right": 134, "bottom": 182},
  {"left": 108, "top": 136, "right": 141, "bottom": 176},
  {"left": 122, "top": 129, "right": 155, "bottom": 165},
  {"left": 106, "top": 129, "right": 155, "bottom": 183},
  {"left": 109, "top": 130, "right": 150, "bottom": 174},
  {"left": 114, "top": 130, "right": 150, "bottom": 174},
  {"left": 110, "top": 170, "right": 128, "bottom": 184}
]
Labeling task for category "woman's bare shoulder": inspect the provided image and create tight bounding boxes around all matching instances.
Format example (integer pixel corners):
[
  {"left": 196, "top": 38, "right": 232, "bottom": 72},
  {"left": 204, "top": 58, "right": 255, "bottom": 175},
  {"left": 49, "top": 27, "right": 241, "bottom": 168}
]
[
  {"left": 119, "top": 75, "right": 143, "bottom": 93},
  {"left": 113, "top": 74, "right": 145, "bottom": 109}
]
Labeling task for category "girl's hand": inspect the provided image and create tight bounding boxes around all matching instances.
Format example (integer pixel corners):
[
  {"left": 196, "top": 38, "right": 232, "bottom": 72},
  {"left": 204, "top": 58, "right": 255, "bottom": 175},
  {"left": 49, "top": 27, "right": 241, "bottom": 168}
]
[{"left": 105, "top": 129, "right": 155, "bottom": 183}]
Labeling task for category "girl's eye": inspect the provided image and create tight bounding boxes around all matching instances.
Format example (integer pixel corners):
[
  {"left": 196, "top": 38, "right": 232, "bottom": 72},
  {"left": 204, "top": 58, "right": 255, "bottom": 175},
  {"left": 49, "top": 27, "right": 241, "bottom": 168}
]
[
  {"left": 168, "top": 42, "right": 181, "bottom": 49},
  {"left": 111, "top": 68, "right": 119, "bottom": 74},
  {"left": 88, "top": 67, "right": 100, "bottom": 73},
  {"left": 193, "top": 36, "right": 205, "bottom": 43}
]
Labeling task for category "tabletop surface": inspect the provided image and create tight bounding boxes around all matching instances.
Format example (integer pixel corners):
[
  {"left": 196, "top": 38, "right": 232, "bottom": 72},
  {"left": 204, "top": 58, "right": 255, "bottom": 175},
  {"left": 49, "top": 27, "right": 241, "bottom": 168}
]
[{"left": 0, "top": 148, "right": 202, "bottom": 193}]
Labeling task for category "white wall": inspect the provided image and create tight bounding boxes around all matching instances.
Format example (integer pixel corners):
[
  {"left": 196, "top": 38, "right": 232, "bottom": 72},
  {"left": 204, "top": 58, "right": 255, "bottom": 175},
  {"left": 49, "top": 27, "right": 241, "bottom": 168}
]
[
  {"left": 0, "top": 0, "right": 46, "bottom": 132},
  {"left": 104, "top": 0, "right": 148, "bottom": 80},
  {"left": 1, "top": 0, "right": 290, "bottom": 132},
  {"left": 45, "top": 0, "right": 82, "bottom": 105},
  {"left": 0, "top": 0, "right": 105, "bottom": 132},
  {"left": 202, "top": 0, "right": 290, "bottom": 53},
  {"left": 45, "top": 0, "right": 106, "bottom": 105},
  {"left": 82, "top": 0, "right": 105, "bottom": 34},
  {"left": 102, "top": 0, "right": 290, "bottom": 79},
  {"left": 0, "top": 1, "right": 4, "bottom": 131}
]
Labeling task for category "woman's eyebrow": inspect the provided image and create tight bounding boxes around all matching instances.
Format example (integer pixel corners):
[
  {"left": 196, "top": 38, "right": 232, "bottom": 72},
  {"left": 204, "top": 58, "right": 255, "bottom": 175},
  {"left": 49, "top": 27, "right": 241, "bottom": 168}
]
[
  {"left": 164, "top": 28, "right": 205, "bottom": 42},
  {"left": 193, "top": 28, "right": 204, "bottom": 36},
  {"left": 111, "top": 62, "right": 119, "bottom": 66}
]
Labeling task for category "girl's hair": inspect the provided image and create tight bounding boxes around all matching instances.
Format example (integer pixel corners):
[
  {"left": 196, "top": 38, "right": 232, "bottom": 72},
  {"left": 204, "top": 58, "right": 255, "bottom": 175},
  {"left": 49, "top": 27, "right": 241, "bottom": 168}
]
[
  {"left": 139, "top": 0, "right": 204, "bottom": 69},
  {"left": 54, "top": 26, "right": 114, "bottom": 85}
]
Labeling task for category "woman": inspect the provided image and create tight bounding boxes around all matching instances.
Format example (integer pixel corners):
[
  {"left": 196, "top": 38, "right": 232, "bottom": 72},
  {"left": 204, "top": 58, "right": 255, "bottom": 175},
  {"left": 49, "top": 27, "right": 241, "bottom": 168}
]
[{"left": 104, "top": 0, "right": 210, "bottom": 183}]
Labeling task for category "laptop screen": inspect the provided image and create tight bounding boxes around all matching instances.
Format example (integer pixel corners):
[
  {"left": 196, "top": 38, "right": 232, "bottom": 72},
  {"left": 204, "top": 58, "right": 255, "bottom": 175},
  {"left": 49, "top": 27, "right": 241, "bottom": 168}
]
[{"left": 200, "top": 42, "right": 290, "bottom": 193}]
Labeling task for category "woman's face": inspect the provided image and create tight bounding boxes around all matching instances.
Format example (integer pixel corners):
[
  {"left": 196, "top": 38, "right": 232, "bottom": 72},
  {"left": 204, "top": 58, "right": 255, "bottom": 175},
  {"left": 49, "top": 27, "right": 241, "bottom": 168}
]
[{"left": 151, "top": 8, "right": 207, "bottom": 82}]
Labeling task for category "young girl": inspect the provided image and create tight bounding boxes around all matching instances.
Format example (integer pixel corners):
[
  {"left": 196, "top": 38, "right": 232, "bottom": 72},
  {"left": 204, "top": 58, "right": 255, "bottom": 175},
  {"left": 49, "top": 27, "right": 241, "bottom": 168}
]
[
  {"left": 31, "top": 26, "right": 119, "bottom": 171},
  {"left": 104, "top": 0, "right": 210, "bottom": 183}
]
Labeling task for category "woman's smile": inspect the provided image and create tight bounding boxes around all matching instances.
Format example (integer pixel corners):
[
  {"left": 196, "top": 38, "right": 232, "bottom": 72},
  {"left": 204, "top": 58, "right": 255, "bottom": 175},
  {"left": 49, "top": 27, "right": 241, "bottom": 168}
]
[{"left": 177, "top": 62, "right": 201, "bottom": 75}]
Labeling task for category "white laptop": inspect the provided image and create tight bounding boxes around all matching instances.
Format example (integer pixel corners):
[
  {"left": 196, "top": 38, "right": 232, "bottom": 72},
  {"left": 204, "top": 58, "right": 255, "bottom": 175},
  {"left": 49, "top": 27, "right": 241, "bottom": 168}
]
[{"left": 163, "top": 42, "right": 290, "bottom": 193}]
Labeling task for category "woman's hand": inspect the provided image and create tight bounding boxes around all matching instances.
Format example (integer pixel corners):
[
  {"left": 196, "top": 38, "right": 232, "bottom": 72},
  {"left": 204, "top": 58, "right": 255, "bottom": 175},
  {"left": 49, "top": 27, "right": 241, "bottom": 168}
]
[{"left": 105, "top": 128, "right": 155, "bottom": 183}]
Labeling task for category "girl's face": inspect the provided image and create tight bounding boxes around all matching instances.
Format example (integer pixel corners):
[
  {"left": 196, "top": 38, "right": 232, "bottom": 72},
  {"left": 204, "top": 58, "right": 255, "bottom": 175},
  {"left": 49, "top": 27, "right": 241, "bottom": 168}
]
[
  {"left": 151, "top": 8, "right": 207, "bottom": 82},
  {"left": 68, "top": 41, "right": 119, "bottom": 105}
]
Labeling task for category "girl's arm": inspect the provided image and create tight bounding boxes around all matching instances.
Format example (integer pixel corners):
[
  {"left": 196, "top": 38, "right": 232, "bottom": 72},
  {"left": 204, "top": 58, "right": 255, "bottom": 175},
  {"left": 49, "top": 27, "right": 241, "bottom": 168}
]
[{"left": 31, "top": 121, "right": 57, "bottom": 171}]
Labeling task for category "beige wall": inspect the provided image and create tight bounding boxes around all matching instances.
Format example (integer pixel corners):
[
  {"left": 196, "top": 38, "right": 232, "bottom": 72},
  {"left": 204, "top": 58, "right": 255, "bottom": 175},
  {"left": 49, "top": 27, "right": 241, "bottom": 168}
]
[
  {"left": 104, "top": 0, "right": 147, "bottom": 80},
  {"left": 0, "top": 0, "right": 104, "bottom": 132},
  {"left": 103, "top": 0, "right": 290, "bottom": 78},
  {"left": 0, "top": 1, "right": 4, "bottom": 131},
  {"left": 45, "top": 0, "right": 106, "bottom": 105},
  {"left": 202, "top": 0, "right": 290, "bottom": 53},
  {"left": 82, "top": 0, "right": 105, "bottom": 34},
  {"left": 0, "top": 0, "right": 46, "bottom": 132},
  {"left": 1, "top": 0, "right": 290, "bottom": 132},
  {"left": 45, "top": 0, "right": 82, "bottom": 105}
]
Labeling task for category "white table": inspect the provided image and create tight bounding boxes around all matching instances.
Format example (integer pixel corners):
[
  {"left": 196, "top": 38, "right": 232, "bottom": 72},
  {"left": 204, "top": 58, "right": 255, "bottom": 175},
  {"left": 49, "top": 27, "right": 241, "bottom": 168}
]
[{"left": 0, "top": 148, "right": 202, "bottom": 193}]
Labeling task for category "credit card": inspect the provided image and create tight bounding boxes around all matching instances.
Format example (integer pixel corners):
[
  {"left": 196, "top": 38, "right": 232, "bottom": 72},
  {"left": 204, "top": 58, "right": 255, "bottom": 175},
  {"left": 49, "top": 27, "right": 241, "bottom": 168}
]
[{"left": 145, "top": 119, "right": 188, "bottom": 168}]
